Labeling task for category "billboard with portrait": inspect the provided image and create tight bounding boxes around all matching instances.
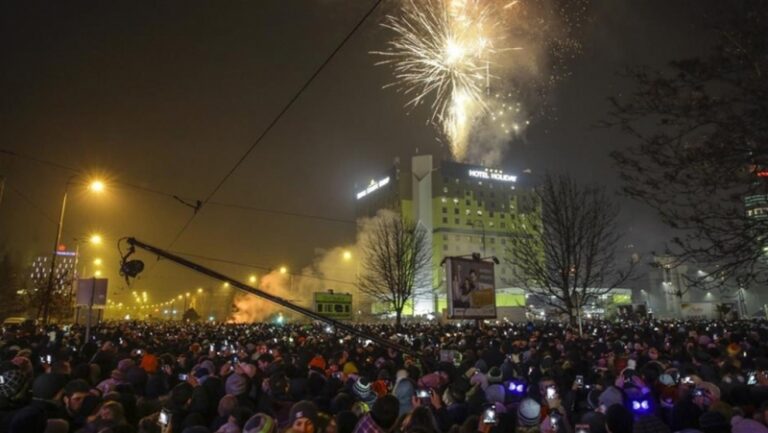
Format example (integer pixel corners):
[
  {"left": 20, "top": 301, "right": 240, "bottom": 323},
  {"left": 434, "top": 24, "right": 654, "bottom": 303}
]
[{"left": 445, "top": 257, "right": 496, "bottom": 319}]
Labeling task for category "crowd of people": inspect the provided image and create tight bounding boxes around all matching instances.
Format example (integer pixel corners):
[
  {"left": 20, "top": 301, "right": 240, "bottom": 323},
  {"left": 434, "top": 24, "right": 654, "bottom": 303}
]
[{"left": 2, "top": 319, "right": 768, "bottom": 433}]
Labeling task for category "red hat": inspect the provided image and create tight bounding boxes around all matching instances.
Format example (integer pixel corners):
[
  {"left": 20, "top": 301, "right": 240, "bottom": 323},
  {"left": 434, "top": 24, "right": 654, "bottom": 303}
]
[{"left": 309, "top": 355, "right": 326, "bottom": 371}]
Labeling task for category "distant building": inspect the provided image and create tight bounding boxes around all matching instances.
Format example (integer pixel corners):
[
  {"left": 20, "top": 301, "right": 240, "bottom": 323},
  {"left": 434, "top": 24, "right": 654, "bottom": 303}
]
[
  {"left": 355, "top": 154, "right": 538, "bottom": 316},
  {"left": 30, "top": 250, "right": 78, "bottom": 294}
]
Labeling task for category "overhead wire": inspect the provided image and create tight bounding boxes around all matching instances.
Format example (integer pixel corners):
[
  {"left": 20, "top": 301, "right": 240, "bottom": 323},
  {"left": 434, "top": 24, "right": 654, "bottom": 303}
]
[{"left": 163, "top": 0, "right": 384, "bottom": 248}]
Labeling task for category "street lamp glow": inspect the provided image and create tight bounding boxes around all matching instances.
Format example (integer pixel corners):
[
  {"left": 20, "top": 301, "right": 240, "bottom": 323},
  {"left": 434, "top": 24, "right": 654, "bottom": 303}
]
[
  {"left": 93, "top": 258, "right": 102, "bottom": 266},
  {"left": 177, "top": 295, "right": 183, "bottom": 300},
  {"left": 342, "top": 250, "right": 352, "bottom": 261},
  {"left": 94, "top": 270, "right": 102, "bottom": 277},
  {"left": 89, "top": 234, "right": 103, "bottom": 245},
  {"left": 185, "top": 292, "right": 190, "bottom": 297},
  {"left": 197, "top": 288, "right": 203, "bottom": 294},
  {"left": 248, "top": 275, "right": 257, "bottom": 284},
  {"left": 279, "top": 266, "right": 288, "bottom": 274},
  {"left": 89, "top": 180, "right": 105, "bottom": 193}
]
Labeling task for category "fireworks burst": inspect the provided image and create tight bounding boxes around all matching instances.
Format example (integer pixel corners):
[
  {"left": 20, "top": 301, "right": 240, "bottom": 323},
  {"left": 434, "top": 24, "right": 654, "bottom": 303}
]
[{"left": 373, "top": 0, "right": 514, "bottom": 160}]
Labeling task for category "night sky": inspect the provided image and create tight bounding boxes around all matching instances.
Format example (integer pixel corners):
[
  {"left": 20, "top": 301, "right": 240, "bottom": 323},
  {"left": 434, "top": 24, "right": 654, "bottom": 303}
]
[{"left": 0, "top": 1, "right": 710, "bottom": 304}]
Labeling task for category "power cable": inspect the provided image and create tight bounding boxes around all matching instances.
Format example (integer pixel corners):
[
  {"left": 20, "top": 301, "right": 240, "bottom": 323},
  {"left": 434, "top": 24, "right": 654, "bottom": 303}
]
[{"left": 163, "top": 0, "right": 384, "bottom": 248}]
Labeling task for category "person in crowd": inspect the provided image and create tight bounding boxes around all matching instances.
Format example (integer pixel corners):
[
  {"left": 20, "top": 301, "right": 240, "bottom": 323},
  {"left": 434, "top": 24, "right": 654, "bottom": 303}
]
[{"left": 4, "top": 319, "right": 768, "bottom": 433}]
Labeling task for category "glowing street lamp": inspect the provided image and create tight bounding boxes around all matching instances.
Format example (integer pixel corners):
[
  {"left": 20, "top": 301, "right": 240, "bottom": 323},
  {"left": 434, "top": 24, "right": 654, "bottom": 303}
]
[
  {"left": 197, "top": 287, "right": 204, "bottom": 294},
  {"left": 94, "top": 270, "right": 102, "bottom": 277},
  {"left": 279, "top": 266, "right": 288, "bottom": 275},
  {"left": 89, "top": 234, "right": 103, "bottom": 245},
  {"left": 248, "top": 275, "right": 257, "bottom": 284},
  {"left": 342, "top": 250, "right": 352, "bottom": 261},
  {"left": 89, "top": 180, "right": 106, "bottom": 193},
  {"left": 93, "top": 258, "right": 103, "bottom": 266}
]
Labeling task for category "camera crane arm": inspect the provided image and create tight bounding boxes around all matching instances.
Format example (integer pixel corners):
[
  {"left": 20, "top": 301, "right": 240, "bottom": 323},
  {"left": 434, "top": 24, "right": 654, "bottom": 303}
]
[{"left": 122, "top": 237, "right": 419, "bottom": 357}]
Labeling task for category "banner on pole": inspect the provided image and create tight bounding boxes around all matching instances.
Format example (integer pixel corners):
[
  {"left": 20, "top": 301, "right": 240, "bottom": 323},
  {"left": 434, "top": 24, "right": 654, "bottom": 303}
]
[
  {"left": 75, "top": 278, "right": 108, "bottom": 308},
  {"left": 445, "top": 257, "right": 496, "bottom": 319}
]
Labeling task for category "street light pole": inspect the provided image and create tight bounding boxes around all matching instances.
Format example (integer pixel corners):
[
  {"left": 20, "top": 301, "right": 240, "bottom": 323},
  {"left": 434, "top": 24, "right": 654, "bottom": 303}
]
[{"left": 41, "top": 181, "right": 70, "bottom": 325}]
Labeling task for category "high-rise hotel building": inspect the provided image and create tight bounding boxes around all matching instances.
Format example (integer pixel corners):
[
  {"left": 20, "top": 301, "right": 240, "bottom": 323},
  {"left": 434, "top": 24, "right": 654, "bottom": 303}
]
[{"left": 355, "top": 155, "right": 538, "bottom": 316}]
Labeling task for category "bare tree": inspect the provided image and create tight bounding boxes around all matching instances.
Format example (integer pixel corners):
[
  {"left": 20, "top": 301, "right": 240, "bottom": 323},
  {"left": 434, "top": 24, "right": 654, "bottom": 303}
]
[
  {"left": 358, "top": 215, "right": 431, "bottom": 328},
  {"left": 608, "top": 1, "right": 768, "bottom": 288},
  {"left": 505, "top": 174, "right": 635, "bottom": 328}
]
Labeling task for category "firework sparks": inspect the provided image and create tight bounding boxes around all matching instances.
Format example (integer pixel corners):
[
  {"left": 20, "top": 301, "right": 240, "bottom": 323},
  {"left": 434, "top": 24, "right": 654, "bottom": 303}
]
[
  {"left": 373, "top": 0, "right": 505, "bottom": 160},
  {"left": 374, "top": 0, "right": 589, "bottom": 164}
]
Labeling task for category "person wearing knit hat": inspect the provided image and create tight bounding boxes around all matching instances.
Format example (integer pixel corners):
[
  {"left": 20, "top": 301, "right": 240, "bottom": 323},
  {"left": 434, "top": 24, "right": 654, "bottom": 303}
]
[
  {"left": 225, "top": 373, "right": 249, "bottom": 397},
  {"left": 732, "top": 412, "right": 768, "bottom": 433},
  {"left": 518, "top": 397, "right": 541, "bottom": 427},
  {"left": 371, "top": 380, "right": 388, "bottom": 398},
  {"left": 243, "top": 413, "right": 276, "bottom": 433},
  {"left": 487, "top": 366, "right": 502, "bottom": 384},
  {"left": 342, "top": 362, "right": 358, "bottom": 376},
  {"left": 0, "top": 369, "right": 26, "bottom": 399},
  {"left": 288, "top": 400, "right": 320, "bottom": 433},
  {"left": 309, "top": 355, "right": 326, "bottom": 371},
  {"left": 485, "top": 384, "right": 506, "bottom": 405},
  {"left": 474, "top": 359, "right": 488, "bottom": 374},
  {"left": 117, "top": 358, "right": 135, "bottom": 372},
  {"left": 353, "top": 377, "right": 377, "bottom": 405},
  {"left": 469, "top": 371, "right": 489, "bottom": 390},
  {"left": 598, "top": 386, "right": 624, "bottom": 412},
  {"left": 392, "top": 374, "right": 414, "bottom": 416}
]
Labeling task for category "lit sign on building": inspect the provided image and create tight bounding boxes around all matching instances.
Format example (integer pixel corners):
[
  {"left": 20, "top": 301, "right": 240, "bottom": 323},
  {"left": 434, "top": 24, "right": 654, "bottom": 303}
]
[
  {"left": 468, "top": 168, "right": 517, "bottom": 182},
  {"left": 356, "top": 177, "right": 390, "bottom": 200}
]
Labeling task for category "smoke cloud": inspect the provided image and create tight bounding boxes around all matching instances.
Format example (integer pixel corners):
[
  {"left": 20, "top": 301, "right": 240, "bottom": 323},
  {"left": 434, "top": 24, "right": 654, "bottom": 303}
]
[{"left": 230, "top": 211, "right": 392, "bottom": 323}]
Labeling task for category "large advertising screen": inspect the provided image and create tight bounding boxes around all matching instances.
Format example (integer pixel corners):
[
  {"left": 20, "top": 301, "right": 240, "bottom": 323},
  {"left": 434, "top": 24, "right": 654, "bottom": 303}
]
[{"left": 445, "top": 257, "right": 496, "bottom": 319}]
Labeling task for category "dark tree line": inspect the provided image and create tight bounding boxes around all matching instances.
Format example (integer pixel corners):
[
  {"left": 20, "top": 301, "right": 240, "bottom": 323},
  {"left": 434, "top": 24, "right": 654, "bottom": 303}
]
[{"left": 608, "top": 1, "right": 768, "bottom": 288}]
